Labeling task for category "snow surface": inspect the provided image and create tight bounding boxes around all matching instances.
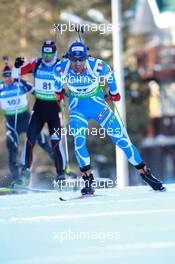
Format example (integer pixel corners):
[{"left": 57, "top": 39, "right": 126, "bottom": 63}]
[{"left": 0, "top": 184, "right": 175, "bottom": 264}]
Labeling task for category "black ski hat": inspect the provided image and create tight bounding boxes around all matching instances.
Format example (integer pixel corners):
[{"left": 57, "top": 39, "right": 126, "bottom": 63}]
[
  {"left": 42, "top": 40, "right": 56, "bottom": 54},
  {"left": 2, "top": 65, "right": 12, "bottom": 77}
]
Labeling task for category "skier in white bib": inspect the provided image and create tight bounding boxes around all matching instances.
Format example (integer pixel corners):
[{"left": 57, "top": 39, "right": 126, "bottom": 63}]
[{"left": 0, "top": 65, "right": 54, "bottom": 187}]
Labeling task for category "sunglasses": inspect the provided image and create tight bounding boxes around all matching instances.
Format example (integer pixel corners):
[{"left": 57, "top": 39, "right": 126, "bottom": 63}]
[
  {"left": 70, "top": 57, "right": 86, "bottom": 62},
  {"left": 3, "top": 73, "right": 12, "bottom": 78},
  {"left": 42, "top": 53, "right": 55, "bottom": 58}
]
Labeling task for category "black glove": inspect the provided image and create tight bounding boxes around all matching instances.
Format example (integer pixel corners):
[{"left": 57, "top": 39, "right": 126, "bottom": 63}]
[{"left": 14, "top": 57, "right": 24, "bottom": 68}]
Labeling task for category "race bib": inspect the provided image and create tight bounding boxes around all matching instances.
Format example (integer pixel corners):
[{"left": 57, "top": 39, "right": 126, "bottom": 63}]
[
  {"left": 1, "top": 94, "right": 28, "bottom": 115},
  {"left": 34, "top": 79, "right": 56, "bottom": 100}
]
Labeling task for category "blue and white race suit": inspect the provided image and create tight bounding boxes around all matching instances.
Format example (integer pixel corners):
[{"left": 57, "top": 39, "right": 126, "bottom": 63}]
[
  {"left": 54, "top": 57, "right": 143, "bottom": 170},
  {"left": 0, "top": 79, "right": 53, "bottom": 180}
]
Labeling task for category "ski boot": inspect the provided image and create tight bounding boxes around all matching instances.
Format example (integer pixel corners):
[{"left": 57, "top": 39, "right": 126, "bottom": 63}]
[
  {"left": 11, "top": 168, "right": 30, "bottom": 189},
  {"left": 10, "top": 179, "right": 22, "bottom": 189},
  {"left": 136, "top": 162, "right": 166, "bottom": 191},
  {"left": 81, "top": 173, "right": 95, "bottom": 195},
  {"left": 19, "top": 167, "right": 30, "bottom": 187}
]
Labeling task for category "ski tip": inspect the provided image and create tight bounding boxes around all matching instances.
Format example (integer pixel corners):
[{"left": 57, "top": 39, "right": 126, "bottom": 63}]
[
  {"left": 59, "top": 193, "right": 102, "bottom": 202},
  {"left": 59, "top": 197, "right": 66, "bottom": 201},
  {"left": 160, "top": 187, "right": 167, "bottom": 192}
]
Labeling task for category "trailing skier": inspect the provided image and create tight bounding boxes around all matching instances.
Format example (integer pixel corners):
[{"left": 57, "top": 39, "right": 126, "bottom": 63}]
[
  {"left": 12, "top": 40, "right": 66, "bottom": 187},
  {"left": 0, "top": 65, "right": 54, "bottom": 187}
]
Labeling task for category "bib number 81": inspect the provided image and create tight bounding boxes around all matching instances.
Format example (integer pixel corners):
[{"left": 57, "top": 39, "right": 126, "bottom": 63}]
[{"left": 43, "top": 82, "right": 52, "bottom": 90}]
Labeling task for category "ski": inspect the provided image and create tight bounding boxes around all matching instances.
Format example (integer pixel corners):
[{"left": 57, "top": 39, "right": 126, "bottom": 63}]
[
  {"left": 0, "top": 187, "right": 27, "bottom": 195},
  {"left": 0, "top": 177, "right": 81, "bottom": 195},
  {"left": 24, "top": 187, "right": 57, "bottom": 193},
  {"left": 0, "top": 186, "right": 56, "bottom": 195},
  {"left": 59, "top": 193, "right": 103, "bottom": 201}
]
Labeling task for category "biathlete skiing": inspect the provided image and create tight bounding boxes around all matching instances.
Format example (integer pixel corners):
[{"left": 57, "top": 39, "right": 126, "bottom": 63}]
[
  {"left": 53, "top": 40, "right": 165, "bottom": 195},
  {"left": 12, "top": 40, "right": 66, "bottom": 187},
  {"left": 0, "top": 63, "right": 54, "bottom": 187}
]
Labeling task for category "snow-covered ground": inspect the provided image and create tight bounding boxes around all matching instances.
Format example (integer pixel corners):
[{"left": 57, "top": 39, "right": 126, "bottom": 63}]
[{"left": 0, "top": 184, "right": 175, "bottom": 264}]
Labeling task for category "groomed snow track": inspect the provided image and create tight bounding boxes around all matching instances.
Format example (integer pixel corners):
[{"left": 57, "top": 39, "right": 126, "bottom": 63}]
[{"left": 0, "top": 184, "right": 175, "bottom": 264}]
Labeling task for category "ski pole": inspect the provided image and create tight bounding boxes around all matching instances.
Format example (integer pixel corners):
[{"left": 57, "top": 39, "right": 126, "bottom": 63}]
[
  {"left": 54, "top": 24, "right": 71, "bottom": 175},
  {"left": 14, "top": 75, "right": 20, "bottom": 132},
  {"left": 2, "top": 56, "right": 19, "bottom": 145},
  {"left": 112, "top": 102, "right": 124, "bottom": 126},
  {"left": 60, "top": 100, "right": 71, "bottom": 175},
  {"left": 54, "top": 24, "right": 60, "bottom": 55},
  {"left": 74, "top": 25, "right": 84, "bottom": 42},
  {"left": 105, "top": 93, "right": 126, "bottom": 129},
  {"left": 71, "top": 25, "right": 85, "bottom": 43},
  {"left": 2, "top": 55, "right": 9, "bottom": 66}
]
